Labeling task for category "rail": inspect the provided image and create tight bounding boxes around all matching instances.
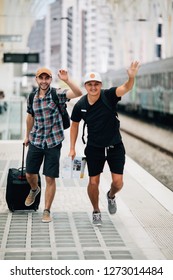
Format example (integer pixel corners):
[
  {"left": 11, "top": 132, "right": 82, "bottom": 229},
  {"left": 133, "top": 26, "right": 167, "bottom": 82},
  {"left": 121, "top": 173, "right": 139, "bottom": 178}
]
[{"left": 120, "top": 127, "right": 173, "bottom": 157}]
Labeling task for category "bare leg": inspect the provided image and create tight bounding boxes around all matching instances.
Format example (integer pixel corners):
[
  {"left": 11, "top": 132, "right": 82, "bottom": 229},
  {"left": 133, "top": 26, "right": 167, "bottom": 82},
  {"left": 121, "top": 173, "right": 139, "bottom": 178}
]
[
  {"left": 87, "top": 175, "right": 100, "bottom": 212},
  {"left": 26, "top": 173, "right": 39, "bottom": 190},
  {"left": 109, "top": 173, "right": 123, "bottom": 198},
  {"left": 44, "top": 176, "right": 56, "bottom": 210},
  {"left": 25, "top": 173, "right": 40, "bottom": 207}
]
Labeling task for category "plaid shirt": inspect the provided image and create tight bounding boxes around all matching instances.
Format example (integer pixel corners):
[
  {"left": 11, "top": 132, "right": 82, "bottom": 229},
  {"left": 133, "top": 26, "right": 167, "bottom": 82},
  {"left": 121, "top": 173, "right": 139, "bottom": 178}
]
[{"left": 27, "top": 87, "right": 68, "bottom": 149}]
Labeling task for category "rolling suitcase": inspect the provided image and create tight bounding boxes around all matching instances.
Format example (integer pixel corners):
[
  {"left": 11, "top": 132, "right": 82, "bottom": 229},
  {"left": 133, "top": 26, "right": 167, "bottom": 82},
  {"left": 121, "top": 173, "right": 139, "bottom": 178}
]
[{"left": 6, "top": 143, "right": 41, "bottom": 212}]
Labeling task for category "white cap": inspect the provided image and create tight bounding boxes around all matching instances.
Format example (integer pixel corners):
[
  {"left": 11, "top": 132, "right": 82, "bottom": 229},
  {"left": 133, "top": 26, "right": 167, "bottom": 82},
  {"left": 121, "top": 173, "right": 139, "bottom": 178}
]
[{"left": 84, "top": 72, "right": 102, "bottom": 84}]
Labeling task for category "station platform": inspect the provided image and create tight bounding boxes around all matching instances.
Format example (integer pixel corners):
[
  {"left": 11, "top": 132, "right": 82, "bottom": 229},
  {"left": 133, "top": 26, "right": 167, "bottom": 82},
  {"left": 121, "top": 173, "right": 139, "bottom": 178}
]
[{"left": 0, "top": 138, "right": 173, "bottom": 261}]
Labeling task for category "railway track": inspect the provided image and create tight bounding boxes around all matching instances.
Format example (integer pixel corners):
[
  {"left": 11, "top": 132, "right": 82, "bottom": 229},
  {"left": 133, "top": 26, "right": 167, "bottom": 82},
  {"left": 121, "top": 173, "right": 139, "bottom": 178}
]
[
  {"left": 119, "top": 114, "right": 173, "bottom": 192},
  {"left": 120, "top": 127, "right": 173, "bottom": 158}
]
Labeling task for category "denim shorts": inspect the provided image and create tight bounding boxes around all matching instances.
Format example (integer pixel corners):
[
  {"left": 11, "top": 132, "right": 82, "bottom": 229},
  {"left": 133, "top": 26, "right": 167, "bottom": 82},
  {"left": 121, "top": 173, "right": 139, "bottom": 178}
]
[
  {"left": 26, "top": 143, "right": 62, "bottom": 178},
  {"left": 84, "top": 142, "right": 126, "bottom": 177}
]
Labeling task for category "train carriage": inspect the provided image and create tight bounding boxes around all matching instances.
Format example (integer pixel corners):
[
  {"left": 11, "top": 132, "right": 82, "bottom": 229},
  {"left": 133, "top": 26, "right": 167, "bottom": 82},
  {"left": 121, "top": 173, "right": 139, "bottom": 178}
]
[{"left": 103, "top": 57, "right": 173, "bottom": 119}]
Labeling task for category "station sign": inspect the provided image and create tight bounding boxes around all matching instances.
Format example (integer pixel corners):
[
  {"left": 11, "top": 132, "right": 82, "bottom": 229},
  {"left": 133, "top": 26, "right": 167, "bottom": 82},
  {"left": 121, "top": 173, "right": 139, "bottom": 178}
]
[{"left": 3, "top": 53, "right": 39, "bottom": 63}]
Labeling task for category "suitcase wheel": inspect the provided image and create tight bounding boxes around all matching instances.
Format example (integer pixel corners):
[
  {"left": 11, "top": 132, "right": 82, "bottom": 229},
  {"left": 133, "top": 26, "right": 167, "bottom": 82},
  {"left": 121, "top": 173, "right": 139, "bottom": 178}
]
[
  {"left": 34, "top": 204, "right": 38, "bottom": 211},
  {"left": 9, "top": 206, "right": 14, "bottom": 212}
]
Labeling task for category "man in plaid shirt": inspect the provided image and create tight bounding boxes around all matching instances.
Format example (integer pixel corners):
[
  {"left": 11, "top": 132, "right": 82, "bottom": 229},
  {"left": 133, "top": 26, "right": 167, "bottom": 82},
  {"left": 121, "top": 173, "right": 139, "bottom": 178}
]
[{"left": 24, "top": 67, "right": 82, "bottom": 222}]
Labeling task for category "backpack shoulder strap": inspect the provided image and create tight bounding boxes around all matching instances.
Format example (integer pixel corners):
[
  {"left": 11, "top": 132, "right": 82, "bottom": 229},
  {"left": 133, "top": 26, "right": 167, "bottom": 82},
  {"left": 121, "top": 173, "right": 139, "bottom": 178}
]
[
  {"left": 78, "top": 95, "right": 88, "bottom": 145},
  {"left": 50, "top": 87, "right": 59, "bottom": 104},
  {"left": 28, "top": 91, "right": 36, "bottom": 106},
  {"left": 28, "top": 90, "right": 37, "bottom": 117},
  {"left": 51, "top": 87, "right": 68, "bottom": 113},
  {"left": 50, "top": 87, "right": 65, "bottom": 115}
]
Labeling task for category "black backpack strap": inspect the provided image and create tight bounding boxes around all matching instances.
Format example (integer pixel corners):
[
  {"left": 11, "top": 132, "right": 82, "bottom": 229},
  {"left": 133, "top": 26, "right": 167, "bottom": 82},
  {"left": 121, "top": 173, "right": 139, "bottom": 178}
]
[
  {"left": 77, "top": 95, "right": 88, "bottom": 145},
  {"left": 82, "top": 122, "right": 87, "bottom": 144},
  {"left": 28, "top": 90, "right": 37, "bottom": 117},
  {"left": 50, "top": 87, "right": 59, "bottom": 104},
  {"left": 51, "top": 87, "right": 70, "bottom": 129},
  {"left": 51, "top": 87, "right": 67, "bottom": 114}
]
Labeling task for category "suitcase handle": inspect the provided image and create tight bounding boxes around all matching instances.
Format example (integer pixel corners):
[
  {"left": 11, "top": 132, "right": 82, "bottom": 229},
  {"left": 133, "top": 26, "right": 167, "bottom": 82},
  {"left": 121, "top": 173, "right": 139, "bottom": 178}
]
[{"left": 21, "top": 143, "right": 25, "bottom": 177}]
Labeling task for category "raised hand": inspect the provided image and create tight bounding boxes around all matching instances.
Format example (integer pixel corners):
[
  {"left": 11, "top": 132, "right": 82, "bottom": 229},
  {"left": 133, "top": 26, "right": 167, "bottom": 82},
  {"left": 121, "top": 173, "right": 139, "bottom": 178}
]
[
  {"left": 58, "top": 69, "right": 69, "bottom": 82},
  {"left": 127, "top": 61, "right": 140, "bottom": 78}
]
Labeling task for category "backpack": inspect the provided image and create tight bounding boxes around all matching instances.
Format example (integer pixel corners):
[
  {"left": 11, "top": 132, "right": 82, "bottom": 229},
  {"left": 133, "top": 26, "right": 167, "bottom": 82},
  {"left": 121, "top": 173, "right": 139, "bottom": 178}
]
[
  {"left": 78, "top": 89, "right": 118, "bottom": 144},
  {"left": 28, "top": 87, "right": 70, "bottom": 129}
]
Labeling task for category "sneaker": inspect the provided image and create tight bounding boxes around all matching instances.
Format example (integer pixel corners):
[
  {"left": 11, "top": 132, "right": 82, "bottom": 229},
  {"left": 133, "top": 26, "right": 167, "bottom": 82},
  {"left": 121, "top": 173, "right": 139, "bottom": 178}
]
[
  {"left": 92, "top": 211, "right": 102, "bottom": 226},
  {"left": 42, "top": 209, "right": 52, "bottom": 223},
  {"left": 107, "top": 191, "right": 117, "bottom": 214},
  {"left": 25, "top": 186, "right": 40, "bottom": 207}
]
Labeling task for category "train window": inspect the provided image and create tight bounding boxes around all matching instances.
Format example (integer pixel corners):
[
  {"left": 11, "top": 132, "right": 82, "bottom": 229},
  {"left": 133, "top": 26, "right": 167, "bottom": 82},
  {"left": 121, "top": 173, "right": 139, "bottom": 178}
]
[
  {"left": 167, "top": 73, "right": 170, "bottom": 88},
  {"left": 142, "top": 75, "right": 145, "bottom": 88},
  {"left": 168, "top": 72, "right": 173, "bottom": 88},
  {"left": 148, "top": 75, "right": 151, "bottom": 88},
  {"left": 137, "top": 76, "right": 141, "bottom": 87},
  {"left": 151, "top": 74, "right": 157, "bottom": 87},
  {"left": 156, "top": 74, "right": 159, "bottom": 87},
  {"left": 145, "top": 76, "right": 147, "bottom": 88},
  {"left": 137, "top": 64, "right": 173, "bottom": 91},
  {"left": 161, "top": 73, "right": 167, "bottom": 89},
  {"left": 137, "top": 76, "right": 140, "bottom": 87},
  {"left": 163, "top": 73, "right": 168, "bottom": 89},
  {"left": 138, "top": 75, "right": 153, "bottom": 89},
  {"left": 142, "top": 75, "right": 151, "bottom": 89},
  {"left": 144, "top": 75, "right": 148, "bottom": 88},
  {"left": 159, "top": 73, "right": 162, "bottom": 87}
]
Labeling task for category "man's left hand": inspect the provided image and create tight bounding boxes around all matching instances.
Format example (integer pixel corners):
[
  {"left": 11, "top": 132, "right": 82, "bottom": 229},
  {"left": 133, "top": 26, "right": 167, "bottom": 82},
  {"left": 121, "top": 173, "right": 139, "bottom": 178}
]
[{"left": 58, "top": 69, "right": 69, "bottom": 82}]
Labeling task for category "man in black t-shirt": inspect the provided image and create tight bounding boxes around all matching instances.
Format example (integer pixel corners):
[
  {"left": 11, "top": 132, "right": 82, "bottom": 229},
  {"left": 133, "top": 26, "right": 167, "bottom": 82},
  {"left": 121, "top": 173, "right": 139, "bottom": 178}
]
[{"left": 69, "top": 61, "right": 140, "bottom": 225}]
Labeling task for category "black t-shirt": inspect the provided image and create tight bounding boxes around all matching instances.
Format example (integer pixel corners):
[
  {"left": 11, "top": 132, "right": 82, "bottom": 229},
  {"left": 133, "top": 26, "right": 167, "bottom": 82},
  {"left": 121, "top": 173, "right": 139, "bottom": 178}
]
[{"left": 71, "top": 87, "right": 122, "bottom": 147}]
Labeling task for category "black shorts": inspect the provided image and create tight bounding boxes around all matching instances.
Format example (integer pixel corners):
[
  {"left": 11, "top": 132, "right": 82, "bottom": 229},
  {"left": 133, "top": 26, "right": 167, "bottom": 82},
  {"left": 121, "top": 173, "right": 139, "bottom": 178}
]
[
  {"left": 84, "top": 142, "right": 126, "bottom": 177},
  {"left": 26, "top": 143, "right": 62, "bottom": 178}
]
